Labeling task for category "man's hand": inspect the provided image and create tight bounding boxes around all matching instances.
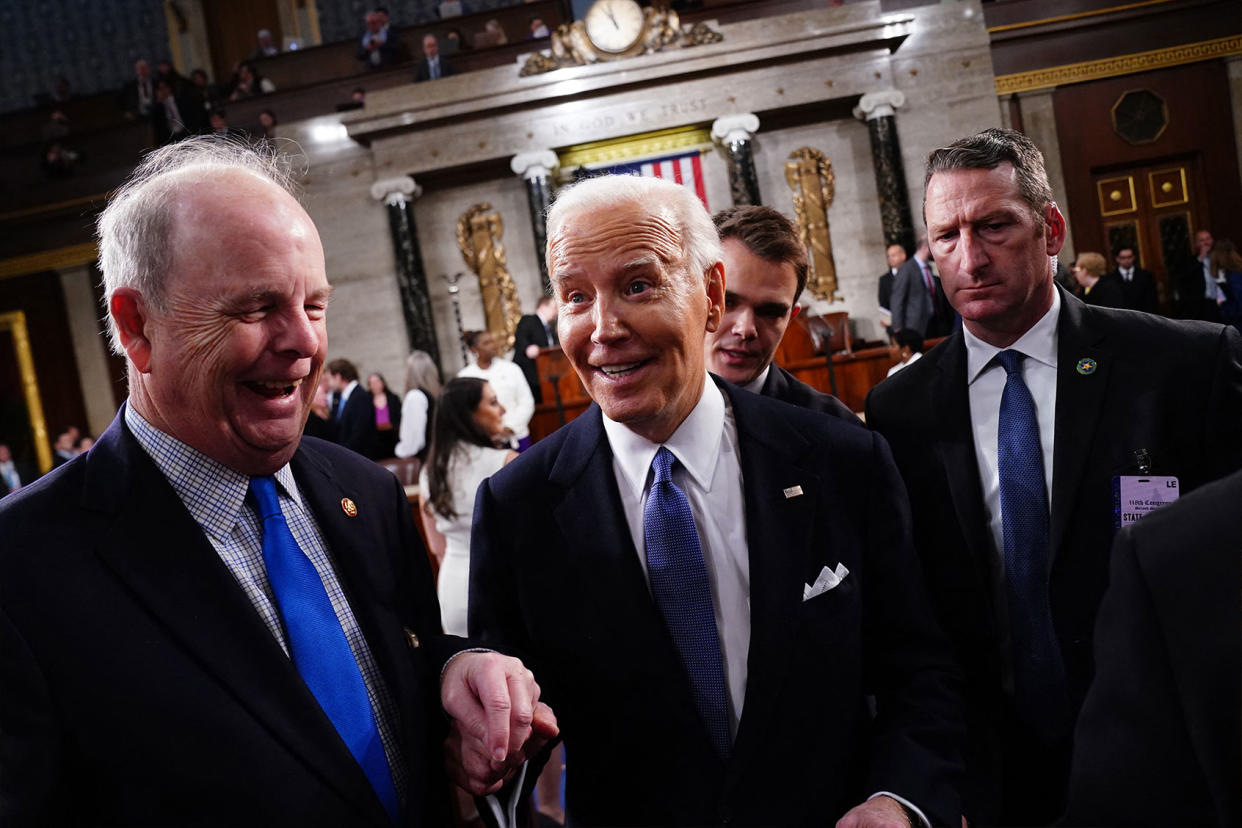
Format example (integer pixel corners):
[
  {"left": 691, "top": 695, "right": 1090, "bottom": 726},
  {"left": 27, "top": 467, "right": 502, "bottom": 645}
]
[
  {"left": 441, "top": 652, "right": 559, "bottom": 796},
  {"left": 837, "top": 795, "right": 913, "bottom": 828}
]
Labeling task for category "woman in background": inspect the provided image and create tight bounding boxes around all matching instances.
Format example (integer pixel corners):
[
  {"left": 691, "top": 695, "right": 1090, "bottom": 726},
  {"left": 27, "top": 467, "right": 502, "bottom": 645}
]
[
  {"left": 395, "top": 351, "right": 441, "bottom": 460},
  {"left": 418, "top": 378, "right": 516, "bottom": 636},
  {"left": 368, "top": 372, "right": 402, "bottom": 459}
]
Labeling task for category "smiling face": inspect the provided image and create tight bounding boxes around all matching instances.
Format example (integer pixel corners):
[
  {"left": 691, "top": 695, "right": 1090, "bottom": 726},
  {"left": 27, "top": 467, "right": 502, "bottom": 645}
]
[
  {"left": 550, "top": 200, "right": 723, "bottom": 443},
  {"left": 706, "top": 237, "right": 799, "bottom": 386},
  {"left": 924, "top": 163, "right": 1064, "bottom": 348},
  {"left": 471, "top": 381, "right": 506, "bottom": 437},
  {"left": 122, "top": 170, "right": 330, "bottom": 475}
]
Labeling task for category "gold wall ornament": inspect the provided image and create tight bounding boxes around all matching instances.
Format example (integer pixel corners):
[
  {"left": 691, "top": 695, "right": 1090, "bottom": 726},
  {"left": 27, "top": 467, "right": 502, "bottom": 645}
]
[
  {"left": 519, "top": 7, "right": 720, "bottom": 76},
  {"left": 456, "top": 204, "right": 522, "bottom": 353},
  {"left": 784, "top": 148, "right": 841, "bottom": 303},
  {"left": 0, "top": 311, "right": 52, "bottom": 473}
]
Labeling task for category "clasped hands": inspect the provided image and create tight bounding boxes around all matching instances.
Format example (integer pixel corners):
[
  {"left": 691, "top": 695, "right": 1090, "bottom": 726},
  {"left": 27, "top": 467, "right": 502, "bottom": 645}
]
[{"left": 441, "top": 652, "right": 559, "bottom": 796}]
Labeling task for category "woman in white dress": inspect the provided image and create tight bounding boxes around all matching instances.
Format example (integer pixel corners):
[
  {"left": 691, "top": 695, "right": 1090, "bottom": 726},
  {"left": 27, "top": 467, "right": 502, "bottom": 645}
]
[{"left": 418, "top": 377, "right": 517, "bottom": 636}]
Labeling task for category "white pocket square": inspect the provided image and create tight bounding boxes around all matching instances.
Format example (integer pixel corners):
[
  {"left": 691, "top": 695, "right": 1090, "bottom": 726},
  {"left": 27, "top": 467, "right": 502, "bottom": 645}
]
[{"left": 802, "top": 563, "right": 850, "bottom": 602}]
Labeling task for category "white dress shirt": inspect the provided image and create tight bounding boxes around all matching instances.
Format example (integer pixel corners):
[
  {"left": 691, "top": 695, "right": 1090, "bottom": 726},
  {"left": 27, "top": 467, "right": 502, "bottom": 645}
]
[
  {"left": 740, "top": 364, "right": 770, "bottom": 395},
  {"left": 602, "top": 377, "right": 750, "bottom": 734},
  {"left": 964, "top": 288, "right": 1060, "bottom": 670}
]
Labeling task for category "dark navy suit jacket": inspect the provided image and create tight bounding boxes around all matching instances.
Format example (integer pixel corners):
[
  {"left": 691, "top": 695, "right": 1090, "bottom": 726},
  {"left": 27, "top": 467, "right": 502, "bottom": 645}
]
[
  {"left": 0, "top": 411, "right": 458, "bottom": 826},
  {"left": 470, "top": 377, "right": 963, "bottom": 827}
]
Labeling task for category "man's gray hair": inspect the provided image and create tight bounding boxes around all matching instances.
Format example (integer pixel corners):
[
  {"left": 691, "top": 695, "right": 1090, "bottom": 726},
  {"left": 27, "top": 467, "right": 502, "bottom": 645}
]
[
  {"left": 545, "top": 174, "right": 722, "bottom": 282},
  {"left": 923, "top": 128, "right": 1054, "bottom": 228},
  {"left": 96, "top": 136, "right": 302, "bottom": 353}
]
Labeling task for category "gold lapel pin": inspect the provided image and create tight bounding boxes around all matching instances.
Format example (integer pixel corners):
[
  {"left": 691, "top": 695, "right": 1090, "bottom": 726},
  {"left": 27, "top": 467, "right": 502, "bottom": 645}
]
[
  {"left": 341, "top": 497, "right": 358, "bottom": 517},
  {"left": 783, "top": 485, "right": 804, "bottom": 499},
  {"left": 404, "top": 627, "right": 420, "bottom": 649}
]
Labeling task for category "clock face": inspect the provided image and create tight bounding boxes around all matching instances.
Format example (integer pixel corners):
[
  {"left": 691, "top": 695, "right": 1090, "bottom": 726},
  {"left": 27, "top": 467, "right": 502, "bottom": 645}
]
[{"left": 584, "top": 0, "right": 646, "bottom": 54}]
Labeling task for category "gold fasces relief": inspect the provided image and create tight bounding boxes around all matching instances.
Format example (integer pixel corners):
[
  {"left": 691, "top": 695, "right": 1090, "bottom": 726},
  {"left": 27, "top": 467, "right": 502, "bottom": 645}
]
[
  {"left": 784, "top": 148, "right": 840, "bottom": 303},
  {"left": 456, "top": 204, "right": 522, "bottom": 353},
  {"left": 0, "top": 310, "right": 51, "bottom": 473},
  {"left": 520, "top": 7, "right": 720, "bottom": 76}
]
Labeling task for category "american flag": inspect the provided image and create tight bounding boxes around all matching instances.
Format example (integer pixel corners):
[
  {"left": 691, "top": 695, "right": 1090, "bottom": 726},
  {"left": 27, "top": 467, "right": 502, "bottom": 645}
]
[{"left": 595, "top": 150, "right": 709, "bottom": 211}]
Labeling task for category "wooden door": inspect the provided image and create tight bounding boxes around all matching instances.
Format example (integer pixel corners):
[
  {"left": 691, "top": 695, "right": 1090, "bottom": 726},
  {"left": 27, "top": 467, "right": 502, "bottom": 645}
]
[{"left": 1090, "top": 158, "right": 1209, "bottom": 314}]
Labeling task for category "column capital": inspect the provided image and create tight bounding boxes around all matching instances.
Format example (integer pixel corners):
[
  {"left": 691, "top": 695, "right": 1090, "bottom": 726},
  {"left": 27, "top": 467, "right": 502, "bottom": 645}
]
[
  {"left": 853, "top": 89, "right": 906, "bottom": 121},
  {"left": 510, "top": 150, "right": 559, "bottom": 180},
  {"left": 711, "top": 113, "right": 760, "bottom": 145},
  {"left": 370, "top": 176, "right": 421, "bottom": 205}
]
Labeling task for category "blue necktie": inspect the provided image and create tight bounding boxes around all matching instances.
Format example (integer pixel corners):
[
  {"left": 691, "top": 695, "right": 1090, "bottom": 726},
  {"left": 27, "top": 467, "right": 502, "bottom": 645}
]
[
  {"left": 249, "top": 476, "right": 399, "bottom": 822},
  {"left": 995, "top": 351, "right": 1067, "bottom": 736},
  {"left": 643, "top": 447, "right": 731, "bottom": 758}
]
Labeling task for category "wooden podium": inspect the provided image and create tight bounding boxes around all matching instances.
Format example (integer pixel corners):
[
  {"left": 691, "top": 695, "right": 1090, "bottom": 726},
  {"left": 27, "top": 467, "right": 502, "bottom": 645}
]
[{"left": 529, "top": 346, "right": 591, "bottom": 441}]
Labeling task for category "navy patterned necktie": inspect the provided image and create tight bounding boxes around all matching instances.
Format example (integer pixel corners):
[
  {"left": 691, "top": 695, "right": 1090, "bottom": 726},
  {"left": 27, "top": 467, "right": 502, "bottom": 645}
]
[
  {"left": 643, "top": 447, "right": 731, "bottom": 758},
  {"left": 249, "top": 476, "right": 399, "bottom": 822},
  {"left": 995, "top": 351, "right": 1067, "bottom": 736}
]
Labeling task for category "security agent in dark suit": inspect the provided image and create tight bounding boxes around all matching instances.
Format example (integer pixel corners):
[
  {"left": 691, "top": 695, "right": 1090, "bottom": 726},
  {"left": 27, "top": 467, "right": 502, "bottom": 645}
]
[
  {"left": 879, "top": 243, "right": 907, "bottom": 339},
  {"left": 1106, "top": 245, "right": 1158, "bottom": 313},
  {"left": 891, "top": 237, "right": 951, "bottom": 339},
  {"left": 468, "top": 175, "right": 964, "bottom": 827},
  {"left": 327, "top": 358, "right": 381, "bottom": 459},
  {"left": 413, "top": 34, "right": 455, "bottom": 82},
  {"left": 512, "top": 296, "right": 559, "bottom": 404},
  {"left": 705, "top": 205, "right": 857, "bottom": 422},
  {"left": 1063, "top": 468, "right": 1241, "bottom": 828},
  {"left": 0, "top": 137, "right": 551, "bottom": 826},
  {"left": 865, "top": 128, "right": 1242, "bottom": 826}
]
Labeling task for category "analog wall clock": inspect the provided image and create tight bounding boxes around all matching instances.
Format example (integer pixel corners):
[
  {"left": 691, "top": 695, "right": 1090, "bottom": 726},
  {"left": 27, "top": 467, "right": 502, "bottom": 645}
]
[{"left": 583, "top": 0, "right": 647, "bottom": 56}]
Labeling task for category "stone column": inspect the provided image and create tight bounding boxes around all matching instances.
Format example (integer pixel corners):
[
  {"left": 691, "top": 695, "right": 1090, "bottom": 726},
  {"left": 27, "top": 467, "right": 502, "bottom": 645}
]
[
  {"left": 854, "top": 90, "right": 915, "bottom": 255},
  {"left": 712, "top": 113, "right": 761, "bottom": 206},
  {"left": 370, "top": 176, "right": 441, "bottom": 368},
  {"left": 511, "top": 150, "right": 559, "bottom": 295}
]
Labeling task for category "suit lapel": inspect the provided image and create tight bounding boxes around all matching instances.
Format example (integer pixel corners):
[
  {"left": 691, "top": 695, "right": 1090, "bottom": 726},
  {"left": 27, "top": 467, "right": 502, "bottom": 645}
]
[
  {"left": 88, "top": 418, "right": 389, "bottom": 825},
  {"left": 932, "top": 336, "right": 995, "bottom": 601},
  {"left": 549, "top": 409, "right": 677, "bottom": 661},
  {"left": 1050, "top": 292, "right": 1111, "bottom": 563},
  {"left": 719, "top": 384, "right": 819, "bottom": 773}
]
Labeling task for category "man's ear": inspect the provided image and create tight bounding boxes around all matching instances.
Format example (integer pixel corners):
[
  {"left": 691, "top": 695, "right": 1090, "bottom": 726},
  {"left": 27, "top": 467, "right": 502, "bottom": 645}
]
[
  {"left": 704, "top": 261, "right": 725, "bottom": 333},
  {"left": 791, "top": 302, "right": 802, "bottom": 320},
  {"left": 109, "top": 288, "right": 155, "bottom": 373},
  {"left": 1045, "top": 202, "right": 1067, "bottom": 256}
]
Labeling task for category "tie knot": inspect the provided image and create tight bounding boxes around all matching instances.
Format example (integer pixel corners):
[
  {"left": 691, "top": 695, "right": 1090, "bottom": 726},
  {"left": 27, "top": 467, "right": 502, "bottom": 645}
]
[
  {"left": 997, "top": 349, "right": 1024, "bottom": 375},
  {"left": 651, "top": 446, "right": 677, "bottom": 484},
  {"left": 249, "top": 475, "right": 281, "bottom": 519}
]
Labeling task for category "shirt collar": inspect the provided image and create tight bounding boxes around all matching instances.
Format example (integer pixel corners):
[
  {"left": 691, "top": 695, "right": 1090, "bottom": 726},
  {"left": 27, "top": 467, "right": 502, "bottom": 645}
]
[
  {"left": 964, "top": 286, "right": 1061, "bottom": 385},
  {"left": 602, "top": 374, "right": 724, "bottom": 500},
  {"left": 124, "top": 403, "right": 302, "bottom": 542},
  {"left": 342, "top": 379, "right": 358, "bottom": 401},
  {"left": 741, "top": 364, "right": 770, "bottom": 395}
]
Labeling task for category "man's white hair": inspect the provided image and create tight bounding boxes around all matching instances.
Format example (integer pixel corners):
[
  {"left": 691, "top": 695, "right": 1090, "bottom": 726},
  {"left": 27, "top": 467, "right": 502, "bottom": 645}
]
[
  {"left": 96, "top": 135, "right": 303, "bottom": 354},
  {"left": 545, "top": 174, "right": 722, "bottom": 282}
]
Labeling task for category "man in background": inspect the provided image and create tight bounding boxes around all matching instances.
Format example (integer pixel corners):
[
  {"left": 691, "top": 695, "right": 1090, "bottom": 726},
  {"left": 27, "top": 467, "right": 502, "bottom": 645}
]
[
  {"left": 513, "top": 295, "right": 558, "bottom": 404},
  {"left": 705, "top": 205, "right": 856, "bottom": 420},
  {"left": 1105, "top": 245, "right": 1157, "bottom": 313},
  {"left": 327, "top": 358, "right": 380, "bottom": 459}
]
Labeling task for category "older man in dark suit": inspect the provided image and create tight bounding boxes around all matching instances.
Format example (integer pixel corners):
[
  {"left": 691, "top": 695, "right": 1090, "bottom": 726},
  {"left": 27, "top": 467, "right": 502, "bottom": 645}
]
[
  {"left": 705, "top": 205, "right": 857, "bottom": 421},
  {"left": 468, "top": 174, "right": 963, "bottom": 827},
  {"left": 866, "top": 128, "right": 1242, "bottom": 826},
  {"left": 0, "top": 137, "right": 548, "bottom": 826}
]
